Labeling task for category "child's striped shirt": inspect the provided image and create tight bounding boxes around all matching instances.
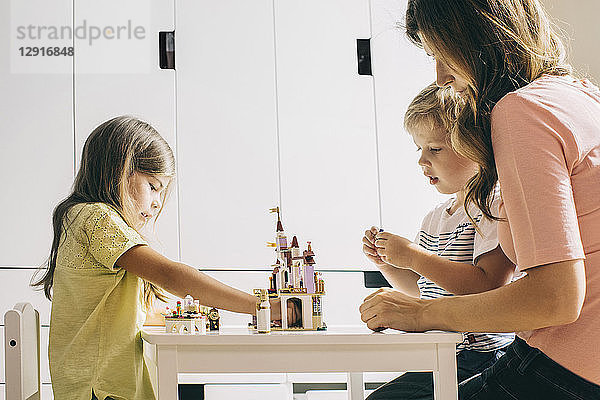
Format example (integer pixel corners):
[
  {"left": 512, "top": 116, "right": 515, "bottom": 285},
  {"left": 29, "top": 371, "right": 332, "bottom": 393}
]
[{"left": 415, "top": 194, "right": 515, "bottom": 353}]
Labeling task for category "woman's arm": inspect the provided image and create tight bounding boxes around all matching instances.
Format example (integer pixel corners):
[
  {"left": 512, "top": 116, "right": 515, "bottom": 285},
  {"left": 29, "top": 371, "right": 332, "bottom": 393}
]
[
  {"left": 116, "top": 244, "right": 257, "bottom": 315},
  {"left": 360, "top": 258, "right": 585, "bottom": 332}
]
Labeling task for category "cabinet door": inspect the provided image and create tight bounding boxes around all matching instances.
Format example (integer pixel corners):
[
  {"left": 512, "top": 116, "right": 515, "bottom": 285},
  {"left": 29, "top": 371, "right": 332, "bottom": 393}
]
[
  {"left": 176, "top": 0, "right": 279, "bottom": 268},
  {"left": 73, "top": 0, "right": 179, "bottom": 260},
  {"left": 275, "top": 0, "right": 379, "bottom": 270},
  {"left": 0, "top": 0, "right": 73, "bottom": 266},
  {"left": 370, "top": 0, "right": 446, "bottom": 258}
]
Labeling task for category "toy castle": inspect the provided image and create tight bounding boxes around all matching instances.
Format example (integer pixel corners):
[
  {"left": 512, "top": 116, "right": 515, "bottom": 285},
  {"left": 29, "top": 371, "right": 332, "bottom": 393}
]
[{"left": 253, "top": 207, "right": 326, "bottom": 331}]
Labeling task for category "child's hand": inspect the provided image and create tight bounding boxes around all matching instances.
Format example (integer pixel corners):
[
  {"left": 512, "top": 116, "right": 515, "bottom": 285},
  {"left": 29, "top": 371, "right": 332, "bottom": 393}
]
[
  {"left": 374, "top": 231, "right": 418, "bottom": 268},
  {"left": 363, "top": 226, "right": 387, "bottom": 267}
]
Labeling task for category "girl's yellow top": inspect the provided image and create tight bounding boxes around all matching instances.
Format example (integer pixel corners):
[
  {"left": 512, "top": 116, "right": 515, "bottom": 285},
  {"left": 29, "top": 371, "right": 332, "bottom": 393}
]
[{"left": 49, "top": 202, "right": 155, "bottom": 400}]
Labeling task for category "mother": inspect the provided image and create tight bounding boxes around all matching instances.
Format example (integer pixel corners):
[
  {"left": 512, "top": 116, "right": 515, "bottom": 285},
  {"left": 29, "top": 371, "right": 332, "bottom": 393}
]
[{"left": 360, "top": 0, "right": 600, "bottom": 398}]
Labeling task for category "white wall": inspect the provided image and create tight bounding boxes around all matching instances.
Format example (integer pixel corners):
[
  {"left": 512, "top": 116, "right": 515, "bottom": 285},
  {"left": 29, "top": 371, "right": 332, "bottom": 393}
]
[
  {"left": 0, "top": 0, "right": 74, "bottom": 267},
  {"left": 542, "top": 0, "right": 600, "bottom": 82}
]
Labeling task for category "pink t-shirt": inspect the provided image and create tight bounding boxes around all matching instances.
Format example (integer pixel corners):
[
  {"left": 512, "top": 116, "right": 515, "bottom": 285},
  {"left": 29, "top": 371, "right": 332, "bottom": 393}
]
[{"left": 491, "top": 74, "right": 600, "bottom": 385}]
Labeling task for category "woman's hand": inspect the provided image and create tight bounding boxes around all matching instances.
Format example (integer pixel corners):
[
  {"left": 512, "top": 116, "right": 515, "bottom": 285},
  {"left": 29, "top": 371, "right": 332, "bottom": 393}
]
[
  {"left": 362, "top": 226, "right": 387, "bottom": 267},
  {"left": 374, "top": 231, "right": 420, "bottom": 268},
  {"left": 359, "top": 288, "right": 431, "bottom": 332}
]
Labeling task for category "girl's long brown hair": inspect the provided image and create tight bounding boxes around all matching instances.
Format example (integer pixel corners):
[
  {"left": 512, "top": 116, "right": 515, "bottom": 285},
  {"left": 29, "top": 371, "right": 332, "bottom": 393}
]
[
  {"left": 32, "top": 116, "right": 175, "bottom": 307},
  {"left": 405, "top": 0, "right": 571, "bottom": 221}
]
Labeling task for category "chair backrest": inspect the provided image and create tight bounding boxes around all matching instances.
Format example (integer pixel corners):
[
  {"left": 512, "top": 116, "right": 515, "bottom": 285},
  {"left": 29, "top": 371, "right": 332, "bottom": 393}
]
[{"left": 4, "top": 302, "right": 41, "bottom": 400}]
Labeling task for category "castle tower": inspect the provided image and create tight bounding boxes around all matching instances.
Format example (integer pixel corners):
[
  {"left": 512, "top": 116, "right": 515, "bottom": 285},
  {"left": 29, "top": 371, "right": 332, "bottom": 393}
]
[
  {"left": 303, "top": 241, "right": 316, "bottom": 293},
  {"left": 290, "top": 236, "right": 303, "bottom": 288}
]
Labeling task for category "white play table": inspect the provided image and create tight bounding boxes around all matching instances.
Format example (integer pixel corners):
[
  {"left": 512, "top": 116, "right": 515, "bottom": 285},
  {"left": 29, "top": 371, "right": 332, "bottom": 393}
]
[{"left": 142, "top": 326, "right": 462, "bottom": 400}]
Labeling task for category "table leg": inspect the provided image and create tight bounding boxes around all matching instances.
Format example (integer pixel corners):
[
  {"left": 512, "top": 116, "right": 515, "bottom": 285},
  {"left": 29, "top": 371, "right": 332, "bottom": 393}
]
[
  {"left": 347, "top": 372, "right": 364, "bottom": 400},
  {"left": 156, "top": 345, "right": 178, "bottom": 400},
  {"left": 433, "top": 343, "right": 458, "bottom": 400}
]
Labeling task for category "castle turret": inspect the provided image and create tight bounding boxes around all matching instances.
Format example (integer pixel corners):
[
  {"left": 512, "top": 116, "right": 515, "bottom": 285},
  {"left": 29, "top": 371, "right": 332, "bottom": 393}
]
[
  {"left": 303, "top": 241, "right": 316, "bottom": 293},
  {"left": 274, "top": 209, "right": 288, "bottom": 255},
  {"left": 291, "top": 235, "right": 303, "bottom": 265}
]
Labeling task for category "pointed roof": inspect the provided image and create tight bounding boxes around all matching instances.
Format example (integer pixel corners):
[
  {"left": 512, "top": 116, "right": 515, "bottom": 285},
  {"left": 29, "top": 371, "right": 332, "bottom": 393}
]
[{"left": 305, "top": 241, "right": 315, "bottom": 256}]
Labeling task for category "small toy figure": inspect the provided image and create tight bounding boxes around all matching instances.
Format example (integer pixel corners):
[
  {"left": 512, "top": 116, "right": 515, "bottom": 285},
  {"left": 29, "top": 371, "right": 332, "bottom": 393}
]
[
  {"left": 256, "top": 289, "right": 271, "bottom": 333},
  {"left": 208, "top": 307, "right": 220, "bottom": 331},
  {"left": 183, "top": 295, "right": 198, "bottom": 314}
]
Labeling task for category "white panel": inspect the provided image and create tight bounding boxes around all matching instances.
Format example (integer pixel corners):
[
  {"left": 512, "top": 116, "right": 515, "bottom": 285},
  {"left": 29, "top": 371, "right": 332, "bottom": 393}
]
[
  {"left": 370, "top": 0, "right": 447, "bottom": 259},
  {"left": 179, "top": 373, "right": 286, "bottom": 384},
  {"left": 179, "top": 372, "right": 401, "bottom": 385},
  {"left": 176, "top": 0, "right": 279, "bottom": 268},
  {"left": 0, "top": 0, "right": 73, "bottom": 266},
  {"left": 0, "top": 269, "right": 52, "bottom": 325},
  {"left": 288, "top": 372, "right": 402, "bottom": 383},
  {"left": 275, "top": 0, "right": 379, "bottom": 270},
  {"left": 73, "top": 0, "right": 179, "bottom": 260},
  {"left": 305, "top": 391, "right": 348, "bottom": 400},
  {"left": 0, "top": 326, "right": 50, "bottom": 385},
  {"left": 42, "top": 384, "right": 54, "bottom": 400},
  {"left": 320, "top": 272, "right": 372, "bottom": 326},
  {"left": 204, "top": 384, "right": 292, "bottom": 400}
]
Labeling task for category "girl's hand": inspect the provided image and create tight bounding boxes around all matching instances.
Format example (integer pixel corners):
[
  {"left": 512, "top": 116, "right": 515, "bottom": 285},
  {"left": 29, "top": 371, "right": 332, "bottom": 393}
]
[
  {"left": 362, "top": 226, "right": 387, "bottom": 267},
  {"left": 374, "top": 232, "right": 419, "bottom": 268},
  {"left": 359, "top": 288, "right": 430, "bottom": 332}
]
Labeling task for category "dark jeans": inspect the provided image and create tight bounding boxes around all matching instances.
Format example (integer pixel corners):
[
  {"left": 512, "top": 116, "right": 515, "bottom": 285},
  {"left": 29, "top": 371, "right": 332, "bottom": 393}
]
[
  {"left": 367, "top": 347, "right": 507, "bottom": 400},
  {"left": 460, "top": 337, "right": 600, "bottom": 399}
]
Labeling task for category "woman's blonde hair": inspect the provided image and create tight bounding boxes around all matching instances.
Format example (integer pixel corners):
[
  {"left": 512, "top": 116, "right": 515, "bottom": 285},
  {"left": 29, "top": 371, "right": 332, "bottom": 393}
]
[
  {"left": 33, "top": 116, "right": 175, "bottom": 307},
  {"left": 405, "top": 0, "right": 571, "bottom": 221}
]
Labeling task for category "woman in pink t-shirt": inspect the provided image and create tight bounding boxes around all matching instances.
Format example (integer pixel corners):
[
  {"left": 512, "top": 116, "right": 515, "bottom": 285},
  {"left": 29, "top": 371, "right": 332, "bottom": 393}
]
[{"left": 359, "top": 0, "right": 600, "bottom": 398}]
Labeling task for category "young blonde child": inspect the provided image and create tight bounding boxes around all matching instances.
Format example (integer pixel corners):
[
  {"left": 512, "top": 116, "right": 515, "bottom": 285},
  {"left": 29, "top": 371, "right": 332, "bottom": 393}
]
[
  {"left": 362, "top": 84, "right": 516, "bottom": 400},
  {"left": 33, "top": 116, "right": 277, "bottom": 400}
]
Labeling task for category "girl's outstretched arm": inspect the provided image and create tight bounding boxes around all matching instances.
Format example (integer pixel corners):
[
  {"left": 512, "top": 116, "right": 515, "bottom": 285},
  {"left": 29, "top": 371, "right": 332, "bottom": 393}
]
[{"left": 116, "top": 245, "right": 257, "bottom": 315}]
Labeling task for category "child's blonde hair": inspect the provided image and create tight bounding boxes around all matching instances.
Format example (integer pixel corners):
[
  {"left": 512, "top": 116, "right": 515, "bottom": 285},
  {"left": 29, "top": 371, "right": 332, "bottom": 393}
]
[
  {"left": 33, "top": 116, "right": 175, "bottom": 306},
  {"left": 404, "top": 83, "right": 457, "bottom": 137},
  {"left": 405, "top": 84, "right": 487, "bottom": 230}
]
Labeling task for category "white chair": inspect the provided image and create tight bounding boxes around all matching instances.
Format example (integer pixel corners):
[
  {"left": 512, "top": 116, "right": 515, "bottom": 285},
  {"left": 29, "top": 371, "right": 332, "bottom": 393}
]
[{"left": 4, "top": 302, "right": 41, "bottom": 400}]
